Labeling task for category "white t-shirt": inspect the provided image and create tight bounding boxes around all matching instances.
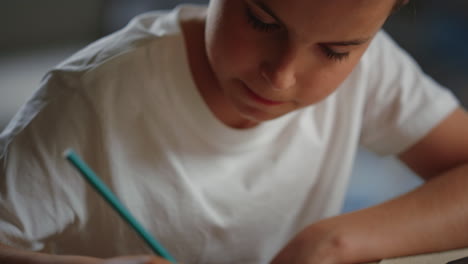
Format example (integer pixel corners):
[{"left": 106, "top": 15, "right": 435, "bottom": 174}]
[{"left": 0, "top": 5, "right": 458, "bottom": 264}]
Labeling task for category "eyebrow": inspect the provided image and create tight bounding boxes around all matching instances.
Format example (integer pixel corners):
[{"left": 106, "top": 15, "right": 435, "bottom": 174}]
[
  {"left": 251, "top": 0, "right": 371, "bottom": 47},
  {"left": 322, "top": 39, "right": 371, "bottom": 46},
  {"left": 251, "top": 0, "right": 286, "bottom": 26}
]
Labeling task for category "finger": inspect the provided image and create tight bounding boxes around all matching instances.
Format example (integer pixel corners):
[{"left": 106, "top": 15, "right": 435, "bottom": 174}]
[{"left": 144, "top": 256, "right": 175, "bottom": 264}]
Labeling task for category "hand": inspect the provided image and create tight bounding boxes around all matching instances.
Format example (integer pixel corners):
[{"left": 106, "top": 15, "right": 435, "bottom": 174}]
[
  {"left": 102, "top": 255, "right": 174, "bottom": 264},
  {"left": 0, "top": 243, "right": 176, "bottom": 264},
  {"left": 57, "top": 255, "right": 174, "bottom": 264}
]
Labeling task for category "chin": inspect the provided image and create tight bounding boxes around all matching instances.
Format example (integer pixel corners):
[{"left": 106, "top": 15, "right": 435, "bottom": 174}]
[{"left": 238, "top": 106, "right": 286, "bottom": 122}]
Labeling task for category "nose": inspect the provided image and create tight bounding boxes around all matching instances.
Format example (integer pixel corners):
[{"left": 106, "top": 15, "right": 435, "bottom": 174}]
[{"left": 260, "top": 44, "right": 299, "bottom": 90}]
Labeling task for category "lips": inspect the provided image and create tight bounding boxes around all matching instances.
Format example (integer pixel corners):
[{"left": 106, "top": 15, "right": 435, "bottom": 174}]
[{"left": 242, "top": 82, "right": 285, "bottom": 106}]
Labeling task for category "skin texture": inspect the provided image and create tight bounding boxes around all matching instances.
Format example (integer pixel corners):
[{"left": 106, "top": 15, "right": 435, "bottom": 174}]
[{"left": 186, "top": 0, "right": 395, "bottom": 128}]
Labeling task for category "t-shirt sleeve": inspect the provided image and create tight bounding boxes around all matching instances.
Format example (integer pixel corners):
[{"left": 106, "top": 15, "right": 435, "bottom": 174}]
[
  {"left": 0, "top": 71, "right": 99, "bottom": 251},
  {"left": 359, "top": 31, "right": 459, "bottom": 156}
]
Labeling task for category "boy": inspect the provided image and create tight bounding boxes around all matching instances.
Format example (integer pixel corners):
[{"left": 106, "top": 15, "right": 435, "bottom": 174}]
[{"left": 1, "top": 0, "right": 467, "bottom": 263}]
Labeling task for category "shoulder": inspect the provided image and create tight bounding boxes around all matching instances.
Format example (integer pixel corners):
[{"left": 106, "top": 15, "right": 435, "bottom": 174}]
[
  {"left": 54, "top": 4, "right": 208, "bottom": 87},
  {"left": 342, "top": 30, "right": 460, "bottom": 155},
  {"left": 56, "top": 8, "right": 184, "bottom": 73},
  {"left": 359, "top": 30, "right": 420, "bottom": 82}
]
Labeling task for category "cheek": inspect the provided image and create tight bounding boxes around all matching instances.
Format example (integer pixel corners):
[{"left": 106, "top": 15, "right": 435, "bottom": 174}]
[
  {"left": 208, "top": 23, "right": 261, "bottom": 80},
  {"left": 298, "top": 62, "right": 358, "bottom": 105}
]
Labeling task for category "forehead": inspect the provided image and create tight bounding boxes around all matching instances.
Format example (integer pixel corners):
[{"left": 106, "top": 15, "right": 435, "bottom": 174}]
[{"left": 254, "top": 0, "right": 394, "bottom": 42}]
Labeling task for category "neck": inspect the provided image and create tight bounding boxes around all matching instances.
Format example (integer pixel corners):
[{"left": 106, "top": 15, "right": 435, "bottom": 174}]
[{"left": 180, "top": 19, "right": 259, "bottom": 129}]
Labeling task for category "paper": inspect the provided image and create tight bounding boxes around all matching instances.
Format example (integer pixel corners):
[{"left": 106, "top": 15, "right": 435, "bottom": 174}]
[{"left": 379, "top": 248, "right": 468, "bottom": 264}]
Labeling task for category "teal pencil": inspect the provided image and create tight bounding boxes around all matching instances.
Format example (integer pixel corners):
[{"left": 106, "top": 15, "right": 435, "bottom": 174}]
[{"left": 64, "top": 149, "right": 177, "bottom": 263}]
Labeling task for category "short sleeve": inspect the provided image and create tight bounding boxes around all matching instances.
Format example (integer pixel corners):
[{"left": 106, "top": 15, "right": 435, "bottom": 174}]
[
  {"left": 0, "top": 71, "right": 98, "bottom": 251},
  {"left": 359, "top": 31, "right": 459, "bottom": 156}
]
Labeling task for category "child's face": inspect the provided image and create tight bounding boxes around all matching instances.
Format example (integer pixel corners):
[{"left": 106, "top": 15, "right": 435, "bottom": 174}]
[{"left": 205, "top": 0, "right": 394, "bottom": 123}]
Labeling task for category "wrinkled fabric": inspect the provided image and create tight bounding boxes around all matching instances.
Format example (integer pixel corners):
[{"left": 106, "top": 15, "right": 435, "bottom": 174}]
[{"left": 0, "top": 4, "right": 458, "bottom": 264}]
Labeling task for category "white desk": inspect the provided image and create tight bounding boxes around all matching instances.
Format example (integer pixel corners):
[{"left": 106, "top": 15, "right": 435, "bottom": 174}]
[{"left": 370, "top": 248, "right": 468, "bottom": 264}]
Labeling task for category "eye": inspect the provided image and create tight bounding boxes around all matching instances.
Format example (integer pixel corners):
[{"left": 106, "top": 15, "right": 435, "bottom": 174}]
[
  {"left": 245, "top": 6, "right": 281, "bottom": 33},
  {"left": 320, "top": 45, "right": 350, "bottom": 62}
]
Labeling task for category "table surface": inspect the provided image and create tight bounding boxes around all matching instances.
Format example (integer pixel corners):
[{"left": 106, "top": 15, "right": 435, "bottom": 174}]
[{"left": 368, "top": 248, "right": 468, "bottom": 264}]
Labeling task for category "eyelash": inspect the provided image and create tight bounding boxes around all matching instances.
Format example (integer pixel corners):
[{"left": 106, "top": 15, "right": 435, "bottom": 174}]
[
  {"left": 245, "top": 6, "right": 281, "bottom": 33},
  {"left": 245, "top": 6, "right": 350, "bottom": 62},
  {"left": 321, "top": 46, "right": 350, "bottom": 62}
]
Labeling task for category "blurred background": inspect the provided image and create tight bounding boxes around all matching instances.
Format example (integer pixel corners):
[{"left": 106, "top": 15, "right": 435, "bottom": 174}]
[{"left": 0, "top": 0, "right": 466, "bottom": 213}]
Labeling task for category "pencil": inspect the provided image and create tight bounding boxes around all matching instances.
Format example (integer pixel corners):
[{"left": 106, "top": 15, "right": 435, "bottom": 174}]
[{"left": 64, "top": 149, "right": 177, "bottom": 263}]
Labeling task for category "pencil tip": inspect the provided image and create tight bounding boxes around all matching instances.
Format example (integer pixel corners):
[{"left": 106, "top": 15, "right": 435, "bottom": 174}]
[{"left": 63, "top": 148, "right": 74, "bottom": 158}]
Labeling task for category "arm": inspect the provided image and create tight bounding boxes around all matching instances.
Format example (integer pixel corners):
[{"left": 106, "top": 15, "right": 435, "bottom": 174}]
[
  {"left": 0, "top": 242, "right": 171, "bottom": 264},
  {"left": 0, "top": 242, "right": 98, "bottom": 264},
  {"left": 271, "top": 108, "right": 468, "bottom": 263}
]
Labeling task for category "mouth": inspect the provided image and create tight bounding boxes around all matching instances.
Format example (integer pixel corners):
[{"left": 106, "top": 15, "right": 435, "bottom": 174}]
[{"left": 242, "top": 82, "right": 285, "bottom": 106}]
